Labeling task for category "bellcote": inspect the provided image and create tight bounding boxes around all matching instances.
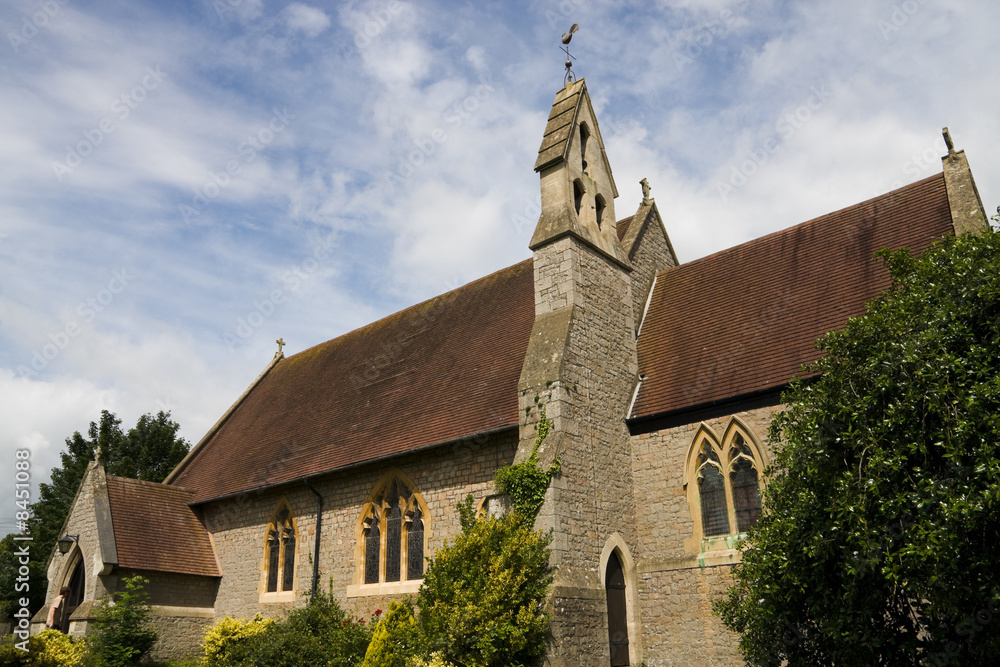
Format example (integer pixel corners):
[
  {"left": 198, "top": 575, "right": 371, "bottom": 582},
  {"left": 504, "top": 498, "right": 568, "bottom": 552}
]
[{"left": 530, "top": 79, "right": 629, "bottom": 268}]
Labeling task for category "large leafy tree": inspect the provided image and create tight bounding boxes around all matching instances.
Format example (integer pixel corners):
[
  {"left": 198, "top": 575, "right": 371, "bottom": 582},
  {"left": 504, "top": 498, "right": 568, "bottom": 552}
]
[
  {"left": 0, "top": 410, "right": 189, "bottom": 620},
  {"left": 715, "top": 223, "right": 1000, "bottom": 666}
]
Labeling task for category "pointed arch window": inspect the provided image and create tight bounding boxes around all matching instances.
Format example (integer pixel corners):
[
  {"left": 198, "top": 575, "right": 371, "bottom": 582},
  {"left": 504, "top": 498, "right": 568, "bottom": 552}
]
[
  {"left": 579, "top": 123, "right": 590, "bottom": 172},
  {"left": 686, "top": 422, "right": 766, "bottom": 544},
  {"left": 574, "top": 179, "right": 585, "bottom": 217},
  {"left": 264, "top": 504, "right": 296, "bottom": 594},
  {"left": 595, "top": 195, "right": 606, "bottom": 229},
  {"left": 359, "top": 472, "right": 428, "bottom": 587}
]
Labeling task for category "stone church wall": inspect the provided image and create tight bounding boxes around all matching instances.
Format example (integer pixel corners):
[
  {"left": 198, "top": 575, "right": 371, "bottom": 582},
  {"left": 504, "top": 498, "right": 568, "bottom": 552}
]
[
  {"left": 629, "top": 404, "right": 781, "bottom": 666},
  {"left": 200, "top": 428, "right": 518, "bottom": 622}
]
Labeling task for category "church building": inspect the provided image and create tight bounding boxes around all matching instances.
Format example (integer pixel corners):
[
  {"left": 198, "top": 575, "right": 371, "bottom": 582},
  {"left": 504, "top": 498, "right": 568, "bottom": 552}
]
[{"left": 35, "top": 78, "right": 988, "bottom": 665}]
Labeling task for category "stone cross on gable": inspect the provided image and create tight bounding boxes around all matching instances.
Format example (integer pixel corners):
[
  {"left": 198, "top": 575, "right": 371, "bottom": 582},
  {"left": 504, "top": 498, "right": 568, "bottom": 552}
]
[{"left": 276, "top": 338, "right": 285, "bottom": 355}]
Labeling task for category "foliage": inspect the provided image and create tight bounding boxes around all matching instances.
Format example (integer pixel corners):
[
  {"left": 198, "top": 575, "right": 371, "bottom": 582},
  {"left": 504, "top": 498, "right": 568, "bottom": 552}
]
[
  {"left": 493, "top": 406, "right": 560, "bottom": 521},
  {"left": 361, "top": 601, "right": 418, "bottom": 667},
  {"left": 0, "top": 629, "right": 85, "bottom": 667},
  {"left": 715, "top": 225, "right": 1000, "bottom": 666},
  {"left": 405, "top": 653, "right": 456, "bottom": 667},
  {"left": 200, "top": 614, "right": 275, "bottom": 667},
  {"left": 0, "top": 410, "right": 190, "bottom": 622},
  {"left": 213, "top": 592, "right": 373, "bottom": 667},
  {"left": 86, "top": 574, "right": 158, "bottom": 667},
  {"left": 416, "top": 506, "right": 553, "bottom": 667}
]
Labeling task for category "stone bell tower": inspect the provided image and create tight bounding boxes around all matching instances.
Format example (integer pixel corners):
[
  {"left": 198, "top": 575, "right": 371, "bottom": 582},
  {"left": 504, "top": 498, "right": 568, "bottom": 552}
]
[{"left": 518, "top": 78, "right": 646, "bottom": 667}]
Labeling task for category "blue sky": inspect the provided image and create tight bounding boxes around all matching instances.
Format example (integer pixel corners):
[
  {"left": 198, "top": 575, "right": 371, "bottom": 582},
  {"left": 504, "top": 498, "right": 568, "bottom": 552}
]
[{"left": 1, "top": 0, "right": 997, "bottom": 533}]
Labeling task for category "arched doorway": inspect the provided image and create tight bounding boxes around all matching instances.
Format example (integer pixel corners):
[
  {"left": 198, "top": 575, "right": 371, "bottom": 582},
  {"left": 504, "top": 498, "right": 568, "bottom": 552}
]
[
  {"left": 59, "top": 556, "right": 85, "bottom": 632},
  {"left": 605, "top": 550, "right": 629, "bottom": 666}
]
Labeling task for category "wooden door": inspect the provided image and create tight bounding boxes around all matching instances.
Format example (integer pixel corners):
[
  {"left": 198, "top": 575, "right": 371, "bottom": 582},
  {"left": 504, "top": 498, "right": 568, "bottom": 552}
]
[{"left": 605, "top": 552, "right": 630, "bottom": 665}]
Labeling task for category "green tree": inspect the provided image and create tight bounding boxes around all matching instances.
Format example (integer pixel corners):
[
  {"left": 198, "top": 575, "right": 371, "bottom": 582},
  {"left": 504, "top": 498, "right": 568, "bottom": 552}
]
[
  {"left": 87, "top": 574, "right": 158, "bottom": 667},
  {"left": 415, "top": 496, "right": 553, "bottom": 667},
  {"left": 360, "top": 600, "right": 417, "bottom": 667},
  {"left": 715, "top": 224, "right": 1000, "bottom": 666},
  {"left": 0, "top": 410, "right": 189, "bottom": 622}
]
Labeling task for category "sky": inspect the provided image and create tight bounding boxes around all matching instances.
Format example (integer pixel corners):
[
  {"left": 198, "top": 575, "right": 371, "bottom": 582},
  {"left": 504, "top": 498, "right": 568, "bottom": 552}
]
[{"left": 0, "top": 0, "right": 997, "bottom": 534}]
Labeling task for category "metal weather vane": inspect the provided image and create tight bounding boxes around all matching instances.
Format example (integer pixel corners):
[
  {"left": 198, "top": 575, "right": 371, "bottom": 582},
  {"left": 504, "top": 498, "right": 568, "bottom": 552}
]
[{"left": 561, "top": 24, "right": 579, "bottom": 85}]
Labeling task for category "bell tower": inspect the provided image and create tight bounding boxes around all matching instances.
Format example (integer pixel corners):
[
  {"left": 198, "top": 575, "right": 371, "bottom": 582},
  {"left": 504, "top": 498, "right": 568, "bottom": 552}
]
[
  {"left": 518, "top": 77, "right": 643, "bottom": 666},
  {"left": 530, "top": 79, "right": 628, "bottom": 267}
]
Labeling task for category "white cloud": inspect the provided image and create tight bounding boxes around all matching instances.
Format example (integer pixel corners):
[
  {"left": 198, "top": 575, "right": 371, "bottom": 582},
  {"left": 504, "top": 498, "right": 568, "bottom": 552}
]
[{"left": 284, "top": 3, "right": 331, "bottom": 37}]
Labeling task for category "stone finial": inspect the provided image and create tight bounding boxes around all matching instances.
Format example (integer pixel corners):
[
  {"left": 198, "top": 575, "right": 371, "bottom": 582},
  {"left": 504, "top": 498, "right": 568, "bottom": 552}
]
[
  {"left": 94, "top": 445, "right": 102, "bottom": 462},
  {"left": 276, "top": 338, "right": 285, "bottom": 356},
  {"left": 940, "top": 129, "right": 987, "bottom": 235},
  {"left": 640, "top": 178, "right": 652, "bottom": 204}
]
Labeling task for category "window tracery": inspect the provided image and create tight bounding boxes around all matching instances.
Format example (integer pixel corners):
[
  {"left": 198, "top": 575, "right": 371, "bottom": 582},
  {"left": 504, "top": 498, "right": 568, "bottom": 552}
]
[
  {"left": 264, "top": 503, "right": 296, "bottom": 594},
  {"left": 360, "top": 473, "right": 427, "bottom": 586},
  {"left": 686, "top": 421, "right": 765, "bottom": 544}
]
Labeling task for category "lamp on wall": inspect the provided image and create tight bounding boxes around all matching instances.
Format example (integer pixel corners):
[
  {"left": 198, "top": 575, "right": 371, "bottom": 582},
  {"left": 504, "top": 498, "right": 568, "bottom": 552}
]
[{"left": 57, "top": 534, "right": 79, "bottom": 555}]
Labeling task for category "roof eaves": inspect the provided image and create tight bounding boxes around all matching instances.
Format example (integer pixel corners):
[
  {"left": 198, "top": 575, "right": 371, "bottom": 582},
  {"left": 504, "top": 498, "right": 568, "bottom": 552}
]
[{"left": 187, "top": 423, "right": 519, "bottom": 506}]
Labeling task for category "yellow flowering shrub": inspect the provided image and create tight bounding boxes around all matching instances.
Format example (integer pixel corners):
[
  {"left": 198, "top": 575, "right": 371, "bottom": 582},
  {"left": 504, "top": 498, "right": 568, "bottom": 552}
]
[
  {"left": 406, "top": 652, "right": 456, "bottom": 667},
  {"left": 200, "top": 614, "right": 275, "bottom": 666}
]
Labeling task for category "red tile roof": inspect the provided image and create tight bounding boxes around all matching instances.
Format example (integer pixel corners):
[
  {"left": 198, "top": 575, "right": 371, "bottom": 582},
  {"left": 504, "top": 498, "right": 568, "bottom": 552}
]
[
  {"left": 105, "top": 475, "right": 220, "bottom": 577},
  {"left": 616, "top": 215, "right": 634, "bottom": 241},
  {"left": 172, "top": 259, "right": 535, "bottom": 504},
  {"left": 629, "top": 173, "right": 954, "bottom": 422}
]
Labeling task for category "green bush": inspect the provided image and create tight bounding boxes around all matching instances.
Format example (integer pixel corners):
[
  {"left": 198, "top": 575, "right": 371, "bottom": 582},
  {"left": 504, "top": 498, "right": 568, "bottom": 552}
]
[
  {"left": 200, "top": 614, "right": 274, "bottom": 666},
  {"left": 217, "top": 592, "right": 372, "bottom": 667},
  {"left": 86, "top": 575, "right": 157, "bottom": 667},
  {"left": 405, "top": 654, "right": 455, "bottom": 667},
  {"left": 361, "top": 601, "right": 417, "bottom": 667},
  {"left": 0, "top": 629, "right": 86, "bottom": 667},
  {"left": 415, "top": 498, "right": 553, "bottom": 667}
]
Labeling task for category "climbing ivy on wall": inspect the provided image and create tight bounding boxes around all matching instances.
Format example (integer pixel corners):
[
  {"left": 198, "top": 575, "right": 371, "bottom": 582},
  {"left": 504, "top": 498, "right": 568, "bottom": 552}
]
[{"left": 494, "top": 405, "right": 561, "bottom": 520}]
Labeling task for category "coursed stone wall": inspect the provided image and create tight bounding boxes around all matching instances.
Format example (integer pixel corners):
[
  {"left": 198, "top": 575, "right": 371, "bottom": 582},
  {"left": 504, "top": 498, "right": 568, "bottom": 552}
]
[{"left": 629, "top": 405, "right": 781, "bottom": 666}]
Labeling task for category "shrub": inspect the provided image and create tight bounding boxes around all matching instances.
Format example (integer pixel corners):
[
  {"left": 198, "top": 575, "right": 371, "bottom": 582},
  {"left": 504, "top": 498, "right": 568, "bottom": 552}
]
[
  {"left": 86, "top": 575, "right": 157, "bottom": 667},
  {"left": 405, "top": 653, "right": 455, "bottom": 667},
  {"left": 361, "top": 601, "right": 417, "bottom": 667},
  {"left": 415, "top": 498, "right": 553, "bottom": 667},
  {"left": 0, "top": 629, "right": 85, "bottom": 667},
  {"left": 224, "top": 592, "right": 372, "bottom": 667},
  {"left": 200, "top": 614, "right": 274, "bottom": 667}
]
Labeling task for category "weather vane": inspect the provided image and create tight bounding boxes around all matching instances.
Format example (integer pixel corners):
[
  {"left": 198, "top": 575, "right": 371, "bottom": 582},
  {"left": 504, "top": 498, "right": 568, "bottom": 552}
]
[{"left": 561, "top": 24, "right": 579, "bottom": 85}]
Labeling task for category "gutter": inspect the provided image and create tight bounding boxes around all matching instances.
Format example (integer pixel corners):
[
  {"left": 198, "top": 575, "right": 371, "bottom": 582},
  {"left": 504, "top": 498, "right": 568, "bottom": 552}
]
[{"left": 303, "top": 477, "right": 322, "bottom": 598}]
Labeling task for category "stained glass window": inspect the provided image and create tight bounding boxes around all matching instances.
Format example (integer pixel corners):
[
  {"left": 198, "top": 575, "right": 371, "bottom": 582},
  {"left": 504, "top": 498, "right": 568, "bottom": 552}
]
[
  {"left": 729, "top": 435, "right": 761, "bottom": 533},
  {"left": 407, "top": 508, "right": 424, "bottom": 580},
  {"left": 697, "top": 443, "right": 729, "bottom": 537},
  {"left": 361, "top": 475, "right": 427, "bottom": 585},
  {"left": 365, "top": 514, "right": 380, "bottom": 584},
  {"left": 385, "top": 504, "right": 401, "bottom": 583},
  {"left": 266, "top": 530, "right": 280, "bottom": 592},
  {"left": 282, "top": 529, "right": 296, "bottom": 592}
]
